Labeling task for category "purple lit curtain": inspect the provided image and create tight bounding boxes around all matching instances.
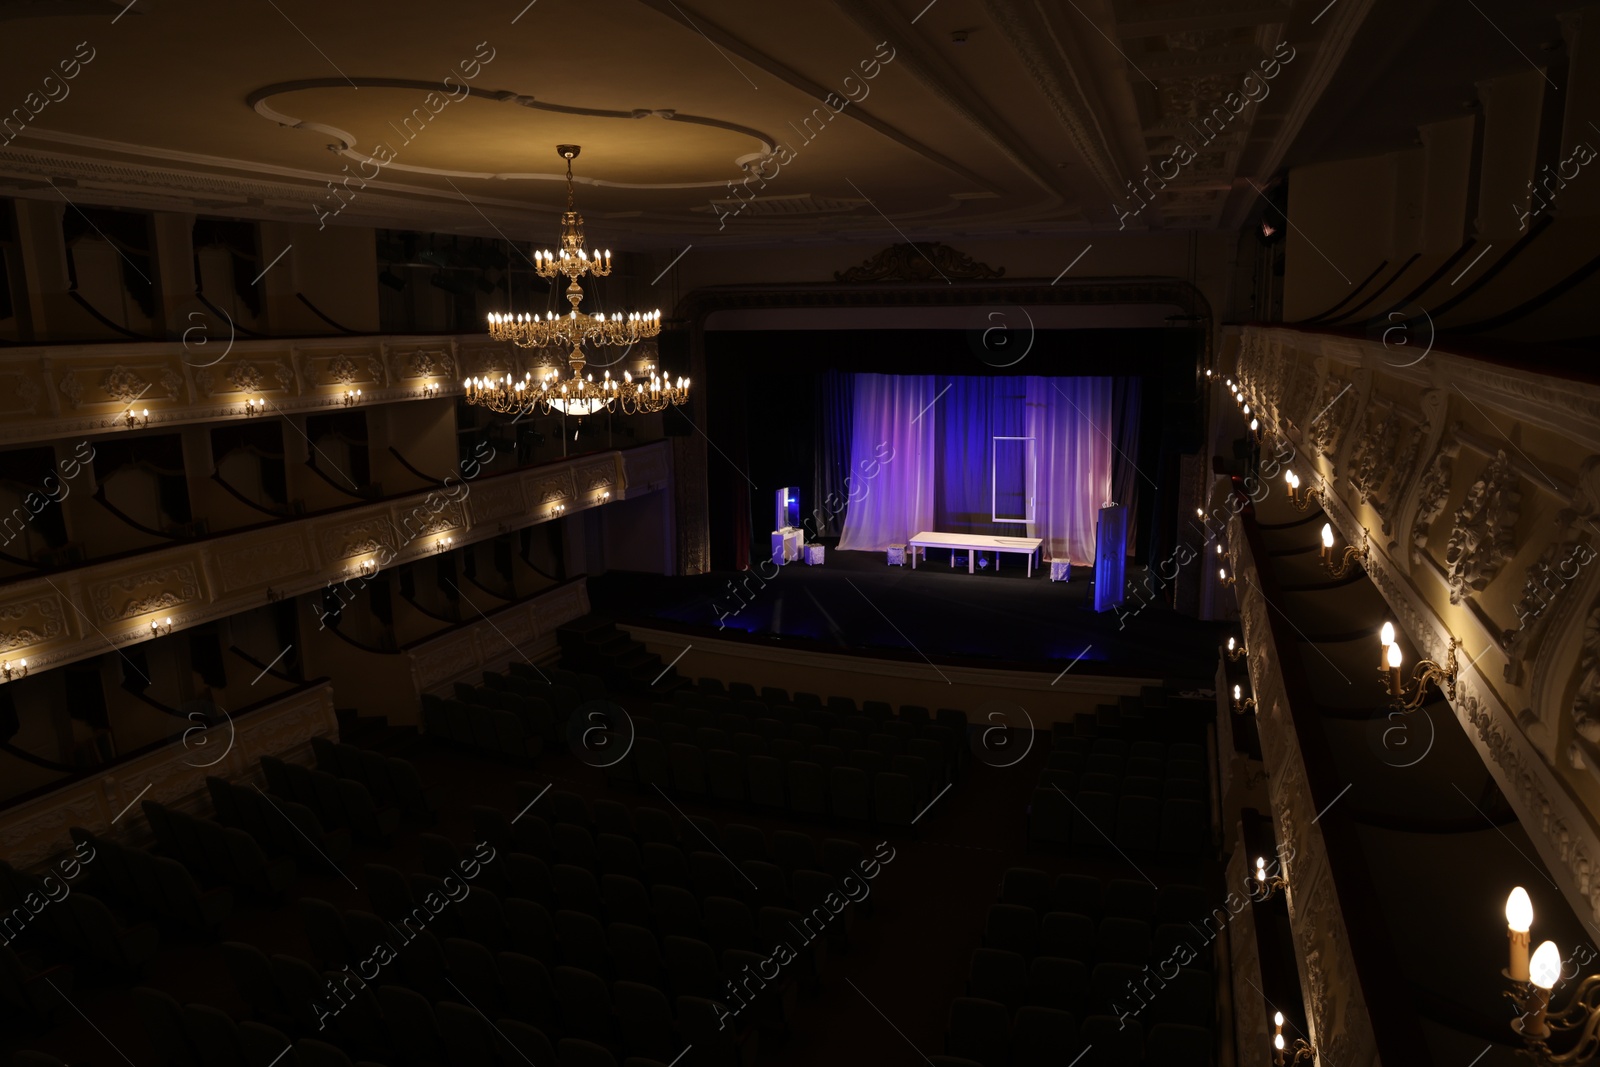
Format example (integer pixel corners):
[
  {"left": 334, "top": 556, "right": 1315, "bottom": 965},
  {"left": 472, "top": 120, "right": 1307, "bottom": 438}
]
[
  {"left": 1026, "top": 377, "right": 1115, "bottom": 564},
  {"left": 836, "top": 374, "right": 937, "bottom": 551},
  {"left": 837, "top": 374, "right": 1115, "bottom": 564}
]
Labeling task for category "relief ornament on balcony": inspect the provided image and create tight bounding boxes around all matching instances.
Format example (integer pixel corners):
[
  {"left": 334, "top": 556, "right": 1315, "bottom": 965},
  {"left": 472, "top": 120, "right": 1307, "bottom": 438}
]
[
  {"left": 101, "top": 365, "right": 149, "bottom": 404},
  {"left": 1442, "top": 449, "right": 1521, "bottom": 605}
]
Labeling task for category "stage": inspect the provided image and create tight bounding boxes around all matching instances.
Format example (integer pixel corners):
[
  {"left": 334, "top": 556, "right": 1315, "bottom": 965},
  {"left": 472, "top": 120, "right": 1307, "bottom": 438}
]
[{"left": 587, "top": 545, "right": 1225, "bottom": 681}]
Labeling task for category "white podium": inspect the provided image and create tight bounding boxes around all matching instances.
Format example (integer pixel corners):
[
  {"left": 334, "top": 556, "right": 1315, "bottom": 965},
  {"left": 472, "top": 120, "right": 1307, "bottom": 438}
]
[{"left": 772, "top": 528, "right": 803, "bottom": 566}]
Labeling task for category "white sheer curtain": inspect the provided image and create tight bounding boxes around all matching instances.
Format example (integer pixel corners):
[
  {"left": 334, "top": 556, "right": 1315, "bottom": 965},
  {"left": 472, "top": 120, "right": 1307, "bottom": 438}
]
[
  {"left": 1026, "top": 377, "right": 1115, "bottom": 564},
  {"left": 837, "top": 374, "right": 937, "bottom": 551}
]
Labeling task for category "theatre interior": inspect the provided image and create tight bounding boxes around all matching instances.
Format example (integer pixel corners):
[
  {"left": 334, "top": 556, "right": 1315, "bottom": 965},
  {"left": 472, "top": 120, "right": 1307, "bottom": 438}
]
[{"left": 1, "top": 0, "right": 1599, "bottom": 1065}]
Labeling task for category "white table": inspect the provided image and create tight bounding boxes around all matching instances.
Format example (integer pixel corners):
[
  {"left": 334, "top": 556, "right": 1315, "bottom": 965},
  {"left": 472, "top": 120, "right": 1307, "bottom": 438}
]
[
  {"left": 772, "top": 528, "right": 803, "bottom": 566},
  {"left": 908, "top": 531, "right": 1044, "bottom": 578}
]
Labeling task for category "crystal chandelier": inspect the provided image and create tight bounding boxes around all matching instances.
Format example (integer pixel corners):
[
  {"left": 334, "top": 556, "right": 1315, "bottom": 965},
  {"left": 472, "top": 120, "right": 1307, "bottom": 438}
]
[{"left": 475, "top": 144, "right": 687, "bottom": 418}]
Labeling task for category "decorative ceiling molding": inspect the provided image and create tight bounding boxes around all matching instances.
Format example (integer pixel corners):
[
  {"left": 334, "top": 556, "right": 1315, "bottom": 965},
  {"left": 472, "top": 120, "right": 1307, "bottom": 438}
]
[
  {"left": 824, "top": 0, "right": 1078, "bottom": 204},
  {"left": 1223, "top": 0, "right": 1380, "bottom": 228},
  {"left": 248, "top": 78, "right": 781, "bottom": 191},
  {"left": 979, "top": 0, "right": 1137, "bottom": 207},
  {"left": 629, "top": 0, "right": 1001, "bottom": 196}
]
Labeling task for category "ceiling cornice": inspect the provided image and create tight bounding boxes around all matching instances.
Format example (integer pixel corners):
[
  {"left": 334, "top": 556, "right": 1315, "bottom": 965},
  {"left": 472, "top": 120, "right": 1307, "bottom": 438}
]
[
  {"left": 823, "top": 0, "right": 1080, "bottom": 207},
  {"left": 980, "top": 0, "right": 1140, "bottom": 214},
  {"left": 625, "top": 0, "right": 1005, "bottom": 196}
]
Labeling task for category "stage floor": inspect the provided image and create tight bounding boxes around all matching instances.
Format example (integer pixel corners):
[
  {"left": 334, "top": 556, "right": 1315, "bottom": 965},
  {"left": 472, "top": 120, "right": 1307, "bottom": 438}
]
[{"left": 588, "top": 545, "right": 1225, "bottom": 678}]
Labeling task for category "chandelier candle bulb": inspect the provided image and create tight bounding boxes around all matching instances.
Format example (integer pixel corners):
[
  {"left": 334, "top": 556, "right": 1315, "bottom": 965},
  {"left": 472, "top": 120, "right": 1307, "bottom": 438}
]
[
  {"left": 1273, "top": 1012, "right": 1283, "bottom": 1037},
  {"left": 1387, "top": 642, "right": 1404, "bottom": 695},
  {"left": 1321, "top": 523, "right": 1334, "bottom": 560},
  {"left": 1507, "top": 886, "right": 1534, "bottom": 982},
  {"left": 1380, "top": 621, "right": 1395, "bottom": 670},
  {"left": 1526, "top": 940, "right": 1562, "bottom": 1039}
]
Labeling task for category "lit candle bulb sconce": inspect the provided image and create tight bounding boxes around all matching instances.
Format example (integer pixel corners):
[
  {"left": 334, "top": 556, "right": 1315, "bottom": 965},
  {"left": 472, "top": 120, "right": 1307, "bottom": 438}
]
[
  {"left": 1319, "top": 523, "right": 1369, "bottom": 579},
  {"left": 357, "top": 560, "right": 378, "bottom": 579},
  {"left": 118, "top": 407, "right": 150, "bottom": 430},
  {"left": 550, "top": 502, "right": 567, "bottom": 517},
  {"left": 1273, "top": 1032, "right": 1316, "bottom": 1066},
  {"left": 149, "top": 617, "right": 173, "bottom": 637},
  {"left": 0, "top": 658, "right": 28, "bottom": 682},
  {"left": 242, "top": 397, "right": 265, "bottom": 417},
  {"left": 1218, "top": 566, "right": 1237, "bottom": 588},
  {"left": 1231, "top": 684, "right": 1256, "bottom": 712},
  {"left": 1253, "top": 855, "right": 1289, "bottom": 901},
  {"left": 1286, "top": 472, "right": 1324, "bottom": 512},
  {"left": 1249, "top": 417, "right": 1262, "bottom": 443},
  {"left": 343, "top": 389, "right": 363, "bottom": 407},
  {"left": 1205, "top": 368, "right": 1213, "bottom": 378},
  {"left": 1500, "top": 888, "right": 1579, "bottom": 1064},
  {"left": 435, "top": 536, "right": 454, "bottom": 554},
  {"left": 1385, "top": 636, "right": 1459, "bottom": 712},
  {"left": 1226, "top": 636, "right": 1247, "bottom": 662},
  {"left": 422, "top": 382, "right": 441, "bottom": 399},
  {"left": 1378, "top": 621, "right": 1395, "bottom": 671}
]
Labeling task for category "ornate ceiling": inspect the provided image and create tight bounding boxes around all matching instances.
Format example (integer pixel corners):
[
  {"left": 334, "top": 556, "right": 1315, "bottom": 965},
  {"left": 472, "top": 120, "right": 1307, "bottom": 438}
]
[{"left": 0, "top": 0, "right": 1497, "bottom": 245}]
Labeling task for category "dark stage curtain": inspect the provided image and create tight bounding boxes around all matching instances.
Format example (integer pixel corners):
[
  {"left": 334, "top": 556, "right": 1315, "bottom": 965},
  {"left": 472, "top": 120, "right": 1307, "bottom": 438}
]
[
  {"left": 810, "top": 370, "right": 853, "bottom": 538},
  {"left": 1111, "top": 376, "right": 1144, "bottom": 542},
  {"left": 934, "top": 376, "right": 1027, "bottom": 537}
]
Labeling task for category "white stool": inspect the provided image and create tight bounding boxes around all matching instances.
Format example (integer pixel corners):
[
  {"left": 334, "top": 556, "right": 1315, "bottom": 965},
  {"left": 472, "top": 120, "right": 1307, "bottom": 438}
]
[
  {"left": 887, "top": 544, "right": 906, "bottom": 566},
  {"left": 803, "top": 544, "right": 826, "bottom": 566},
  {"left": 1050, "top": 559, "right": 1071, "bottom": 582}
]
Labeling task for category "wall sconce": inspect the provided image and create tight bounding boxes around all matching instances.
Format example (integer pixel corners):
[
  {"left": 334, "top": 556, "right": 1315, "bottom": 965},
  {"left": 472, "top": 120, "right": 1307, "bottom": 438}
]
[
  {"left": 357, "top": 559, "right": 379, "bottom": 579},
  {"left": 1386, "top": 637, "right": 1458, "bottom": 712},
  {"left": 1232, "top": 684, "right": 1256, "bottom": 712},
  {"left": 242, "top": 397, "right": 265, "bottom": 417},
  {"left": 1205, "top": 369, "right": 1213, "bottom": 378},
  {"left": 1253, "top": 856, "right": 1288, "bottom": 900},
  {"left": 0, "top": 658, "right": 28, "bottom": 682},
  {"left": 265, "top": 586, "right": 281, "bottom": 603},
  {"left": 1226, "top": 636, "right": 1247, "bottom": 662},
  {"left": 1320, "top": 523, "right": 1369, "bottom": 579},
  {"left": 123, "top": 407, "right": 149, "bottom": 430},
  {"left": 149, "top": 617, "right": 172, "bottom": 637},
  {"left": 597, "top": 490, "right": 611, "bottom": 502},
  {"left": 343, "top": 389, "right": 363, "bottom": 407},
  {"left": 1225, "top": 378, "right": 1233, "bottom": 388},
  {"left": 1502, "top": 887, "right": 1585, "bottom": 1060},
  {"left": 1287, "top": 473, "right": 1324, "bottom": 513},
  {"left": 1273, "top": 1033, "right": 1315, "bottom": 1065},
  {"left": 435, "top": 536, "right": 454, "bottom": 553},
  {"left": 550, "top": 502, "right": 567, "bottom": 517},
  {"left": 1249, "top": 417, "right": 1262, "bottom": 442},
  {"left": 423, "top": 382, "right": 441, "bottom": 398},
  {"left": 1218, "top": 566, "right": 1236, "bottom": 587}
]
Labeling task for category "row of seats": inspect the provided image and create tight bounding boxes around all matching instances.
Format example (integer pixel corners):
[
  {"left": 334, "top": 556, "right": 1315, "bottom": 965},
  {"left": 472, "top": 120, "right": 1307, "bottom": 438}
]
[
  {"left": 968, "top": 948, "right": 1212, "bottom": 1028},
  {"left": 420, "top": 695, "right": 544, "bottom": 762},
  {"left": 946, "top": 998, "right": 1211, "bottom": 1067},
  {"left": 474, "top": 794, "right": 876, "bottom": 887},
  {"left": 0, "top": 944, "right": 71, "bottom": 1023},
  {"left": 690, "top": 677, "right": 973, "bottom": 730},
  {"left": 206, "top": 776, "right": 351, "bottom": 873},
  {"left": 0, "top": 862, "right": 157, "bottom": 971},
  {"left": 640, "top": 707, "right": 955, "bottom": 786},
  {"left": 998, "top": 870, "right": 1206, "bottom": 925},
  {"left": 296, "top": 896, "right": 803, "bottom": 1058},
  {"left": 67, "top": 828, "right": 231, "bottom": 934},
  {"left": 308, "top": 739, "right": 438, "bottom": 819},
  {"left": 260, "top": 756, "right": 402, "bottom": 843},
  {"left": 984, "top": 904, "right": 1202, "bottom": 971},
  {"left": 142, "top": 801, "right": 296, "bottom": 897},
  {"left": 675, "top": 685, "right": 973, "bottom": 734},
  {"left": 607, "top": 739, "right": 937, "bottom": 828},
  {"left": 132, "top": 984, "right": 378, "bottom": 1067},
  {"left": 1026, "top": 790, "right": 1205, "bottom": 856}
]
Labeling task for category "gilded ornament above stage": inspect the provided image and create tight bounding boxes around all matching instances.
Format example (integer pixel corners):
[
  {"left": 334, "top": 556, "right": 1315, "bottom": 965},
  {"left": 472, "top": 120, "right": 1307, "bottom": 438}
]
[{"left": 833, "top": 243, "right": 1005, "bottom": 283}]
